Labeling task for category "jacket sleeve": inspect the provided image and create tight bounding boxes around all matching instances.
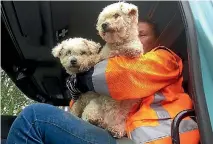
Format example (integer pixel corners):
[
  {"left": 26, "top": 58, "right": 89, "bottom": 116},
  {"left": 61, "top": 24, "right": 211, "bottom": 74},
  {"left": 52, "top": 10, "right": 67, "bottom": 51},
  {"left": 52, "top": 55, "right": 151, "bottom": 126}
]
[{"left": 76, "top": 48, "right": 182, "bottom": 100}]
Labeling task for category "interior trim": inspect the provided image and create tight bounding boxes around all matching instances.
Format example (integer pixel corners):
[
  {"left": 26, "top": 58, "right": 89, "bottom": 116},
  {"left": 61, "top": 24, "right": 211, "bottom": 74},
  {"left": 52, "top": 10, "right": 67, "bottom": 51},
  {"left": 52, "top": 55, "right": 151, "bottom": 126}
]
[{"left": 179, "top": 1, "right": 213, "bottom": 143}]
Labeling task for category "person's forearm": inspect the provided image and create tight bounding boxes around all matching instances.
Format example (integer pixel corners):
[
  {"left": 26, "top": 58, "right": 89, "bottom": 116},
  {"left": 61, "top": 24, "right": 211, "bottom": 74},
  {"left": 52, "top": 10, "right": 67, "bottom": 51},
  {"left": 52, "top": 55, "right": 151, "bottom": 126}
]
[
  {"left": 76, "top": 59, "right": 111, "bottom": 96},
  {"left": 76, "top": 67, "right": 95, "bottom": 93},
  {"left": 76, "top": 48, "right": 181, "bottom": 100}
]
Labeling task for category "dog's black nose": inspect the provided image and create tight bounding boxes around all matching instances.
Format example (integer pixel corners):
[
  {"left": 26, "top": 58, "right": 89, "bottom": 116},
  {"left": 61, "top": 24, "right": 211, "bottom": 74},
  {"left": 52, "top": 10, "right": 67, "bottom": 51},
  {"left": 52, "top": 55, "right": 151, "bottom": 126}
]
[
  {"left": 102, "top": 23, "right": 108, "bottom": 31},
  {"left": 70, "top": 58, "right": 77, "bottom": 65}
]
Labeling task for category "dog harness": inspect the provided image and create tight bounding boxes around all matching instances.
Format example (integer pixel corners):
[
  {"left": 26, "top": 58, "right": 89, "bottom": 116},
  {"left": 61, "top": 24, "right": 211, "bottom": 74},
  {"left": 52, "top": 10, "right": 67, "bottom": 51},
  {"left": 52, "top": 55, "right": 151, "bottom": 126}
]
[{"left": 68, "top": 46, "right": 200, "bottom": 144}]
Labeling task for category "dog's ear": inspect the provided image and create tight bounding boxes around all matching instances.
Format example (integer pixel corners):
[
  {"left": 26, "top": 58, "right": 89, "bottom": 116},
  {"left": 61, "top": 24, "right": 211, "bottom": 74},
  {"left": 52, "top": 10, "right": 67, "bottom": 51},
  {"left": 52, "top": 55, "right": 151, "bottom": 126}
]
[
  {"left": 120, "top": 3, "right": 138, "bottom": 17},
  {"left": 83, "top": 39, "right": 102, "bottom": 54},
  {"left": 128, "top": 4, "right": 138, "bottom": 23},
  {"left": 52, "top": 43, "right": 63, "bottom": 58},
  {"left": 128, "top": 4, "right": 138, "bottom": 16},
  {"left": 129, "top": 8, "right": 137, "bottom": 16}
]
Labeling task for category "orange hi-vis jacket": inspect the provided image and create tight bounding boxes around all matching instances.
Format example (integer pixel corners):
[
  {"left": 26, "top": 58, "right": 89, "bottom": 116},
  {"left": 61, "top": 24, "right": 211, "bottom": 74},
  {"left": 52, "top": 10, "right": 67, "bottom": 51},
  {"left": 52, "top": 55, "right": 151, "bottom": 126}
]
[{"left": 91, "top": 46, "right": 200, "bottom": 144}]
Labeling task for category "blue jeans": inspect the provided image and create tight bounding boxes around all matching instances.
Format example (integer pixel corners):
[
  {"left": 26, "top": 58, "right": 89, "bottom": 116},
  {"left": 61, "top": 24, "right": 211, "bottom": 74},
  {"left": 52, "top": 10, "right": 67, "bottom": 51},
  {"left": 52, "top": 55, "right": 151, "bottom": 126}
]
[{"left": 6, "top": 103, "right": 117, "bottom": 144}]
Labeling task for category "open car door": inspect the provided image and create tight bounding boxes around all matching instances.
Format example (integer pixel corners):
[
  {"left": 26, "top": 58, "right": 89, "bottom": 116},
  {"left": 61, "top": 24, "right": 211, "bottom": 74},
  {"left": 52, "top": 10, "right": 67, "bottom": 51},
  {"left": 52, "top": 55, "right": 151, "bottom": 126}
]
[{"left": 1, "top": 1, "right": 212, "bottom": 143}]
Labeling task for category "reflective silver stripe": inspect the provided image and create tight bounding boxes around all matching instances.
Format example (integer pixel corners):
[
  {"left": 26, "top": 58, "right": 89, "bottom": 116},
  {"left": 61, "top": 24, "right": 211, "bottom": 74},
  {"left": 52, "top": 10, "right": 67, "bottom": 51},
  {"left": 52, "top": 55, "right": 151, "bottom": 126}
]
[
  {"left": 131, "top": 119, "right": 198, "bottom": 144},
  {"left": 131, "top": 92, "right": 198, "bottom": 143},
  {"left": 150, "top": 92, "right": 171, "bottom": 119},
  {"left": 92, "top": 60, "right": 110, "bottom": 96}
]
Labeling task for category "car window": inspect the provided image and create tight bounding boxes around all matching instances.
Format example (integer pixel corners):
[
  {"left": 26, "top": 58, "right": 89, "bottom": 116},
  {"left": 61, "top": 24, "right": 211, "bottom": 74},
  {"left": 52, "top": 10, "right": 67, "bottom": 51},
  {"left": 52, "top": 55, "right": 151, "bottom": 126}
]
[
  {"left": 1, "top": 69, "right": 36, "bottom": 115},
  {"left": 189, "top": 1, "right": 213, "bottom": 129}
]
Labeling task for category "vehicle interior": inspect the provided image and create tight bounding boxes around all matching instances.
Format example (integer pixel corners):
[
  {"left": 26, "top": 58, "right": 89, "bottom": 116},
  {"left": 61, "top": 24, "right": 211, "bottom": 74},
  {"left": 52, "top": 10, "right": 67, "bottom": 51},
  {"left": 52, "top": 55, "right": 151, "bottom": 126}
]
[{"left": 1, "top": 1, "right": 212, "bottom": 144}]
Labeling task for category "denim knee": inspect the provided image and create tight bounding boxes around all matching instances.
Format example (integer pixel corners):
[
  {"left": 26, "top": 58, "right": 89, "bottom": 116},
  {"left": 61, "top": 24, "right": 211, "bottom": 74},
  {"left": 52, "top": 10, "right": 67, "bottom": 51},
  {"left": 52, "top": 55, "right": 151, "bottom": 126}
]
[
  {"left": 21, "top": 103, "right": 47, "bottom": 114},
  {"left": 24, "top": 103, "right": 47, "bottom": 110},
  {"left": 19, "top": 103, "right": 51, "bottom": 122}
]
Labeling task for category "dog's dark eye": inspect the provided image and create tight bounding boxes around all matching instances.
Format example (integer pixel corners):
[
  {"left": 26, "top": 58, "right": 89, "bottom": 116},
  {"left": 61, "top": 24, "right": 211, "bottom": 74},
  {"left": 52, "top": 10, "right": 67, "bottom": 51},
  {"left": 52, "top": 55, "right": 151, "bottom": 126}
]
[
  {"left": 113, "top": 13, "right": 120, "bottom": 18},
  {"left": 66, "top": 50, "right": 71, "bottom": 55},
  {"left": 81, "top": 51, "right": 86, "bottom": 55}
]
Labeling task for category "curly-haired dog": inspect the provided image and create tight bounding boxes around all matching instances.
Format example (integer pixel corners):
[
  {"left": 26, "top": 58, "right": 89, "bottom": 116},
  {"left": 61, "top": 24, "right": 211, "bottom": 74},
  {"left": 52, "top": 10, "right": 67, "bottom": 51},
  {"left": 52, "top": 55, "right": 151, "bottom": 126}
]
[
  {"left": 52, "top": 37, "right": 140, "bottom": 138},
  {"left": 52, "top": 2, "right": 143, "bottom": 71},
  {"left": 52, "top": 2, "right": 143, "bottom": 138},
  {"left": 96, "top": 2, "right": 143, "bottom": 59},
  {"left": 52, "top": 37, "right": 102, "bottom": 74}
]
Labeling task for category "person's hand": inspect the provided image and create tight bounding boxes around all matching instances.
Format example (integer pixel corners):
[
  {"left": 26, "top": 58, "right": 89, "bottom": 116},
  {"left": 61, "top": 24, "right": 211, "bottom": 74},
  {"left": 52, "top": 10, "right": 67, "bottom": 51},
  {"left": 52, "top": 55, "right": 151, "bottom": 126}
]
[
  {"left": 66, "top": 67, "right": 94, "bottom": 100},
  {"left": 66, "top": 74, "right": 82, "bottom": 101}
]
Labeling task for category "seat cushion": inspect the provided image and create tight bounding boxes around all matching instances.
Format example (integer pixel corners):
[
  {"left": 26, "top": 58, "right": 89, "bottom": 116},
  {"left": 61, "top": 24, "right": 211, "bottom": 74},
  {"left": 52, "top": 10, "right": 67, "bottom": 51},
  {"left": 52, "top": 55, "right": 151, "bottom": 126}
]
[{"left": 1, "top": 115, "right": 17, "bottom": 139}]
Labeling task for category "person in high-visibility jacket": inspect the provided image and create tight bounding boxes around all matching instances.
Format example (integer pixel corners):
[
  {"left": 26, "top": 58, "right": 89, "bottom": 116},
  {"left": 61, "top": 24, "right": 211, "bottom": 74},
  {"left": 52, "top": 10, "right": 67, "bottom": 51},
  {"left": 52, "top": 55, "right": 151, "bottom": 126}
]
[
  {"left": 71, "top": 19, "right": 200, "bottom": 144},
  {"left": 6, "top": 19, "right": 200, "bottom": 144}
]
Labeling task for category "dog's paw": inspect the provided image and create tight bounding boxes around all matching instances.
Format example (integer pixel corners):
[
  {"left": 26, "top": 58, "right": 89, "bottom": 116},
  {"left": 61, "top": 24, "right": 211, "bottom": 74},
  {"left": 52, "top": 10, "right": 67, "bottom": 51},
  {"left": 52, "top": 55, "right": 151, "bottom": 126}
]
[
  {"left": 108, "top": 128, "right": 126, "bottom": 138},
  {"left": 107, "top": 123, "right": 127, "bottom": 138}
]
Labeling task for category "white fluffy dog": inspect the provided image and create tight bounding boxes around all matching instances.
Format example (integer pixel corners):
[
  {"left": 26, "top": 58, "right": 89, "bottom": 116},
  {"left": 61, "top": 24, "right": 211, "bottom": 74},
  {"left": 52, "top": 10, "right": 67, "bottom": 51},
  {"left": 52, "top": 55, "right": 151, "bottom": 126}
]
[
  {"left": 52, "top": 38, "right": 140, "bottom": 138},
  {"left": 97, "top": 2, "right": 143, "bottom": 59},
  {"left": 52, "top": 2, "right": 143, "bottom": 138},
  {"left": 52, "top": 38, "right": 102, "bottom": 74}
]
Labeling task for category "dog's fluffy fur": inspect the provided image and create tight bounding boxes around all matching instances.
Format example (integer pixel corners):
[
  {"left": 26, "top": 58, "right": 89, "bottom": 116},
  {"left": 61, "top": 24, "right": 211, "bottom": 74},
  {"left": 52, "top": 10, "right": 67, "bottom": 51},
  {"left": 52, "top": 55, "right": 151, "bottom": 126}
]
[
  {"left": 52, "top": 2, "right": 143, "bottom": 138},
  {"left": 97, "top": 2, "right": 143, "bottom": 59},
  {"left": 52, "top": 38, "right": 102, "bottom": 74},
  {"left": 52, "top": 38, "right": 140, "bottom": 138},
  {"left": 53, "top": 2, "right": 143, "bottom": 73}
]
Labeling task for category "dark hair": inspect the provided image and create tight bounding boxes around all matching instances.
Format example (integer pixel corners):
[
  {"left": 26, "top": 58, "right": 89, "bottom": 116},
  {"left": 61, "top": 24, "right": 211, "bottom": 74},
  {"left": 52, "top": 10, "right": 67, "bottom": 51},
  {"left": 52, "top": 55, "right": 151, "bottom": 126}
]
[{"left": 139, "top": 18, "right": 160, "bottom": 38}]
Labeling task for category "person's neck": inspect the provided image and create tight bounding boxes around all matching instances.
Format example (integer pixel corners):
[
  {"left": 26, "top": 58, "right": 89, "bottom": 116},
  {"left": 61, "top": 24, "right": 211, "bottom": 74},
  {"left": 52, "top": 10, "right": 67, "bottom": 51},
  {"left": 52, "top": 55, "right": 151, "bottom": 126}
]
[
  {"left": 144, "top": 44, "right": 160, "bottom": 54},
  {"left": 144, "top": 48, "right": 153, "bottom": 54}
]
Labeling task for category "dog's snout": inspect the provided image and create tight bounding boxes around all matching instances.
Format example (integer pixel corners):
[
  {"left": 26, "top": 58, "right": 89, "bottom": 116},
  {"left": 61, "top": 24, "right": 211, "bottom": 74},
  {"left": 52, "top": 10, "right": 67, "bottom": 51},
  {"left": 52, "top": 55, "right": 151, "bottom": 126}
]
[
  {"left": 70, "top": 58, "right": 77, "bottom": 65},
  {"left": 102, "top": 23, "right": 109, "bottom": 31}
]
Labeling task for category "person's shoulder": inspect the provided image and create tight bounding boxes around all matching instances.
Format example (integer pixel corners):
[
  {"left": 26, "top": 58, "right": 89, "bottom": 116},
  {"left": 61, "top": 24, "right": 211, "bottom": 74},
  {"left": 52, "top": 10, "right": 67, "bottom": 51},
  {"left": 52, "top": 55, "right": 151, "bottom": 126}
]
[
  {"left": 147, "top": 46, "right": 179, "bottom": 59},
  {"left": 152, "top": 46, "right": 174, "bottom": 55},
  {"left": 144, "top": 46, "right": 182, "bottom": 66}
]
